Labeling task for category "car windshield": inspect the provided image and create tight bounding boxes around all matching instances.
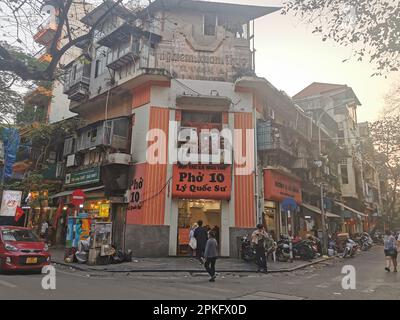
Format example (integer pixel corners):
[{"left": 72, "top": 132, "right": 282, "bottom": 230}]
[{"left": 1, "top": 229, "right": 39, "bottom": 242}]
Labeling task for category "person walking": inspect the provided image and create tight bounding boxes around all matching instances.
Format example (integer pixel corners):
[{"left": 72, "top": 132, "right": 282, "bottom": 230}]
[
  {"left": 40, "top": 220, "right": 49, "bottom": 243},
  {"left": 194, "top": 220, "right": 208, "bottom": 263},
  {"left": 189, "top": 223, "right": 198, "bottom": 257},
  {"left": 251, "top": 224, "right": 268, "bottom": 273},
  {"left": 204, "top": 231, "right": 218, "bottom": 282},
  {"left": 384, "top": 230, "right": 397, "bottom": 272}
]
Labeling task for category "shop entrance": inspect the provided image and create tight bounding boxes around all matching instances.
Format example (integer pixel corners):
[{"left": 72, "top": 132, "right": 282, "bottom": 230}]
[{"left": 177, "top": 199, "right": 222, "bottom": 256}]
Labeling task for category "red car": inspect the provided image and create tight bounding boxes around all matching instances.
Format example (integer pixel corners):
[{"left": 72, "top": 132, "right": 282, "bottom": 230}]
[{"left": 0, "top": 226, "right": 51, "bottom": 272}]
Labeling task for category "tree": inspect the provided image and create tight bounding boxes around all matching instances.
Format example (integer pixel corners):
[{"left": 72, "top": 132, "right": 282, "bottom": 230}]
[
  {"left": 382, "top": 82, "right": 400, "bottom": 116},
  {"left": 369, "top": 115, "right": 400, "bottom": 220},
  {"left": 0, "top": 71, "right": 24, "bottom": 124},
  {"left": 0, "top": 0, "right": 142, "bottom": 82},
  {"left": 283, "top": 0, "right": 400, "bottom": 75}
]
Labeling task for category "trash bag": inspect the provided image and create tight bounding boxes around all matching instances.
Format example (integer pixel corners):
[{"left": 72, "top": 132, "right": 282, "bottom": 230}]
[{"left": 111, "top": 249, "right": 133, "bottom": 264}]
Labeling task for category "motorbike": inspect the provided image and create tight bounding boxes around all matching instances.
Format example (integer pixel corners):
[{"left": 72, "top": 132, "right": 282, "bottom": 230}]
[
  {"left": 240, "top": 234, "right": 256, "bottom": 262},
  {"left": 371, "top": 230, "right": 384, "bottom": 245},
  {"left": 276, "top": 235, "right": 316, "bottom": 262},
  {"left": 342, "top": 238, "right": 358, "bottom": 258},
  {"left": 358, "top": 232, "right": 373, "bottom": 251}
]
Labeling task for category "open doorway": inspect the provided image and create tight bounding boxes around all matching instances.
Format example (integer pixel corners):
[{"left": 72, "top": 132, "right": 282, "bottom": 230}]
[{"left": 177, "top": 199, "right": 222, "bottom": 256}]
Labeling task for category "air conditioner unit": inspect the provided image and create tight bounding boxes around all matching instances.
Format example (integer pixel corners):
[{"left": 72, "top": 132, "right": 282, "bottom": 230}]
[
  {"left": 107, "top": 153, "right": 132, "bottom": 165},
  {"left": 66, "top": 154, "right": 76, "bottom": 168}
]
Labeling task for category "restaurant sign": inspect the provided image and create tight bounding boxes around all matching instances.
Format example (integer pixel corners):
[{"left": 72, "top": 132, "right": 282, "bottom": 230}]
[
  {"left": 65, "top": 166, "right": 101, "bottom": 187},
  {"left": 172, "top": 164, "right": 231, "bottom": 200},
  {"left": 264, "top": 169, "right": 302, "bottom": 204}
]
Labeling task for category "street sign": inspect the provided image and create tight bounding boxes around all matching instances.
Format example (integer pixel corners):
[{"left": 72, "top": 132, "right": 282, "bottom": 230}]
[
  {"left": 71, "top": 189, "right": 86, "bottom": 208},
  {"left": 281, "top": 197, "right": 298, "bottom": 212}
]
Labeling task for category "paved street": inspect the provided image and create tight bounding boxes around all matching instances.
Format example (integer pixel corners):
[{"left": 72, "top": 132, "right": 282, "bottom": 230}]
[{"left": 0, "top": 246, "right": 398, "bottom": 300}]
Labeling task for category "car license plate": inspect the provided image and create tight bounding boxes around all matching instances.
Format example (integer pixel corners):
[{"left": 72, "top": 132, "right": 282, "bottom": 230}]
[{"left": 26, "top": 257, "right": 38, "bottom": 264}]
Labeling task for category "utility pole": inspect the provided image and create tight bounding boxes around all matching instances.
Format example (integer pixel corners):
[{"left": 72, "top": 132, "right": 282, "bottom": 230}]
[{"left": 320, "top": 183, "right": 328, "bottom": 255}]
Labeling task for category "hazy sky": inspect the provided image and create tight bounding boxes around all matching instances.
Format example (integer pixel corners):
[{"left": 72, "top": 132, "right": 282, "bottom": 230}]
[{"left": 214, "top": 0, "right": 398, "bottom": 123}]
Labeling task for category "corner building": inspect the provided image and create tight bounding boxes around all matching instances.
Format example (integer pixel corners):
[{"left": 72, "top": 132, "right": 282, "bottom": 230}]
[{"left": 62, "top": 0, "right": 280, "bottom": 257}]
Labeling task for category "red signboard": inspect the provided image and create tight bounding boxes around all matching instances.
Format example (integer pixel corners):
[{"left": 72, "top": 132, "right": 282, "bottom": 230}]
[
  {"left": 264, "top": 169, "right": 302, "bottom": 204},
  {"left": 172, "top": 164, "right": 231, "bottom": 200},
  {"left": 71, "top": 189, "right": 86, "bottom": 208}
]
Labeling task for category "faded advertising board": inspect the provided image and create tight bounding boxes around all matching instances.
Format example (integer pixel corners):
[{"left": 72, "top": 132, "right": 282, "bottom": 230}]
[{"left": 0, "top": 190, "right": 22, "bottom": 217}]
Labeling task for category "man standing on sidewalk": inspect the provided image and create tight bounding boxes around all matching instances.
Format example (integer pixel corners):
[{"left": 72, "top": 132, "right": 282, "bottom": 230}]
[
  {"left": 252, "top": 224, "right": 268, "bottom": 273},
  {"left": 204, "top": 231, "right": 218, "bottom": 282},
  {"left": 194, "top": 220, "right": 208, "bottom": 262}
]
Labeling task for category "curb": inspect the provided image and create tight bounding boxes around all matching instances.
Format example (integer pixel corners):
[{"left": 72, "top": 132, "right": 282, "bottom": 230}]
[{"left": 52, "top": 257, "right": 333, "bottom": 274}]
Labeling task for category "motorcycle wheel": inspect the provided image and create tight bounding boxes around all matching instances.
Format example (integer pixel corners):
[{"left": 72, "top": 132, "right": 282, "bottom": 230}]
[
  {"left": 299, "top": 246, "right": 314, "bottom": 261},
  {"left": 276, "top": 251, "right": 289, "bottom": 262}
]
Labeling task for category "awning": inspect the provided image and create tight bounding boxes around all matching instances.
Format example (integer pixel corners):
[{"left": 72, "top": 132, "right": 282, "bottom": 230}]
[
  {"left": 301, "top": 203, "right": 341, "bottom": 219},
  {"left": 50, "top": 186, "right": 105, "bottom": 199},
  {"left": 334, "top": 201, "right": 368, "bottom": 217}
]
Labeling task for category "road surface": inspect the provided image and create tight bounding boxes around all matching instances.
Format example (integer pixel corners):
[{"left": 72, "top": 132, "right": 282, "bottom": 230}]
[{"left": 0, "top": 246, "right": 398, "bottom": 300}]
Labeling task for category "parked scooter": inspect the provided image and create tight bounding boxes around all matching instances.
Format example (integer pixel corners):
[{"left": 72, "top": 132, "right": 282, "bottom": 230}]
[
  {"left": 358, "top": 232, "right": 373, "bottom": 251},
  {"left": 276, "top": 235, "right": 316, "bottom": 261},
  {"left": 342, "top": 238, "right": 358, "bottom": 258},
  {"left": 240, "top": 234, "right": 256, "bottom": 262}
]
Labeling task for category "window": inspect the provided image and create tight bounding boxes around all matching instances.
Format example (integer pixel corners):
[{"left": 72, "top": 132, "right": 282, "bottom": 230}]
[
  {"left": 340, "top": 162, "right": 349, "bottom": 184},
  {"left": 72, "top": 65, "right": 77, "bottom": 81},
  {"left": 204, "top": 13, "right": 217, "bottom": 36},
  {"left": 63, "top": 137, "right": 75, "bottom": 156},
  {"left": 95, "top": 60, "right": 100, "bottom": 78}
]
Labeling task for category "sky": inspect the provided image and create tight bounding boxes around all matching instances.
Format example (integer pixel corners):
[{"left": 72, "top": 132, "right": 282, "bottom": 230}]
[{"left": 212, "top": 0, "right": 398, "bottom": 123}]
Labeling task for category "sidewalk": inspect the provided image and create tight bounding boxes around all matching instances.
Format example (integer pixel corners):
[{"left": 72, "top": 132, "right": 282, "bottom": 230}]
[{"left": 50, "top": 248, "right": 332, "bottom": 274}]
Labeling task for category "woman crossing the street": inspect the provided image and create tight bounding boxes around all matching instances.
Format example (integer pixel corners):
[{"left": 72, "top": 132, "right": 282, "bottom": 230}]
[
  {"left": 204, "top": 231, "right": 218, "bottom": 282},
  {"left": 384, "top": 230, "right": 397, "bottom": 272}
]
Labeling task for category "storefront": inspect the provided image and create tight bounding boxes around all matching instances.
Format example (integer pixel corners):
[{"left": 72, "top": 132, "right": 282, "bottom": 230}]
[
  {"left": 263, "top": 168, "right": 302, "bottom": 238},
  {"left": 172, "top": 164, "right": 231, "bottom": 256}
]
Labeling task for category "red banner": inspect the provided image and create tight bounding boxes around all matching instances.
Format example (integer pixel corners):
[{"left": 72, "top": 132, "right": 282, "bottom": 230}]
[
  {"left": 172, "top": 164, "right": 231, "bottom": 200},
  {"left": 264, "top": 169, "right": 302, "bottom": 203}
]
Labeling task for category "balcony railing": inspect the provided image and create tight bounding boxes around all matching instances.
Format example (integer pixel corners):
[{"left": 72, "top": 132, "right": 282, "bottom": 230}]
[
  {"left": 63, "top": 66, "right": 90, "bottom": 101},
  {"left": 107, "top": 42, "right": 140, "bottom": 70},
  {"left": 33, "top": 16, "right": 58, "bottom": 45},
  {"left": 257, "top": 120, "right": 298, "bottom": 157}
]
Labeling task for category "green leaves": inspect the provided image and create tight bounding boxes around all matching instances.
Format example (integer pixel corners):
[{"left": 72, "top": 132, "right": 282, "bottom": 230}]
[{"left": 283, "top": 0, "right": 400, "bottom": 76}]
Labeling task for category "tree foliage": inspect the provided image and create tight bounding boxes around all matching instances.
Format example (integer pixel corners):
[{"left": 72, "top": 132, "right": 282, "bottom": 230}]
[
  {"left": 369, "top": 115, "right": 400, "bottom": 217},
  {"left": 283, "top": 0, "right": 400, "bottom": 75},
  {"left": 0, "top": 0, "right": 144, "bottom": 82}
]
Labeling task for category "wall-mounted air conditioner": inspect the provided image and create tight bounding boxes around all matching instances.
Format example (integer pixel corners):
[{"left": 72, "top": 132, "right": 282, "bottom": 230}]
[
  {"left": 107, "top": 153, "right": 132, "bottom": 165},
  {"left": 66, "top": 154, "right": 76, "bottom": 168}
]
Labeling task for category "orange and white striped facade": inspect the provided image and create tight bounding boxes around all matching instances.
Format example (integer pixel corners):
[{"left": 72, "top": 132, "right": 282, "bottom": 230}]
[{"left": 126, "top": 79, "right": 261, "bottom": 256}]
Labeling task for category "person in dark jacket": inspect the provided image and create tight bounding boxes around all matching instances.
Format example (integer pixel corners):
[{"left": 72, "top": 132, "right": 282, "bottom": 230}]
[
  {"left": 194, "top": 220, "right": 208, "bottom": 262},
  {"left": 204, "top": 231, "right": 218, "bottom": 282}
]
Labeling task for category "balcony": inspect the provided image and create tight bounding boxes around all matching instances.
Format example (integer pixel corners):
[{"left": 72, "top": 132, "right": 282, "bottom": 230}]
[
  {"left": 292, "top": 158, "right": 308, "bottom": 170},
  {"left": 107, "top": 42, "right": 140, "bottom": 71},
  {"left": 63, "top": 65, "right": 91, "bottom": 101},
  {"left": 33, "top": 16, "right": 58, "bottom": 46},
  {"left": 24, "top": 86, "right": 52, "bottom": 106},
  {"left": 257, "top": 121, "right": 298, "bottom": 158},
  {"left": 34, "top": 47, "right": 52, "bottom": 63},
  {"left": 75, "top": 118, "right": 130, "bottom": 153}
]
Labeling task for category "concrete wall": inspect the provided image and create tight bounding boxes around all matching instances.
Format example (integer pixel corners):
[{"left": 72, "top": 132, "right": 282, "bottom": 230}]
[
  {"left": 49, "top": 80, "right": 77, "bottom": 124},
  {"left": 125, "top": 225, "right": 170, "bottom": 257},
  {"left": 229, "top": 227, "right": 254, "bottom": 258}
]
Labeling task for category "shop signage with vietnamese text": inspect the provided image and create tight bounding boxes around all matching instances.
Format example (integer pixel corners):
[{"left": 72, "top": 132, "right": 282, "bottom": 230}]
[
  {"left": 172, "top": 164, "right": 231, "bottom": 200},
  {"left": 65, "top": 166, "right": 101, "bottom": 187},
  {"left": 264, "top": 169, "right": 302, "bottom": 204}
]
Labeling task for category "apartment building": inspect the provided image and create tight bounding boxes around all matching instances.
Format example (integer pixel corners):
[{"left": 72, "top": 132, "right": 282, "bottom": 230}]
[{"left": 294, "top": 82, "right": 384, "bottom": 234}]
